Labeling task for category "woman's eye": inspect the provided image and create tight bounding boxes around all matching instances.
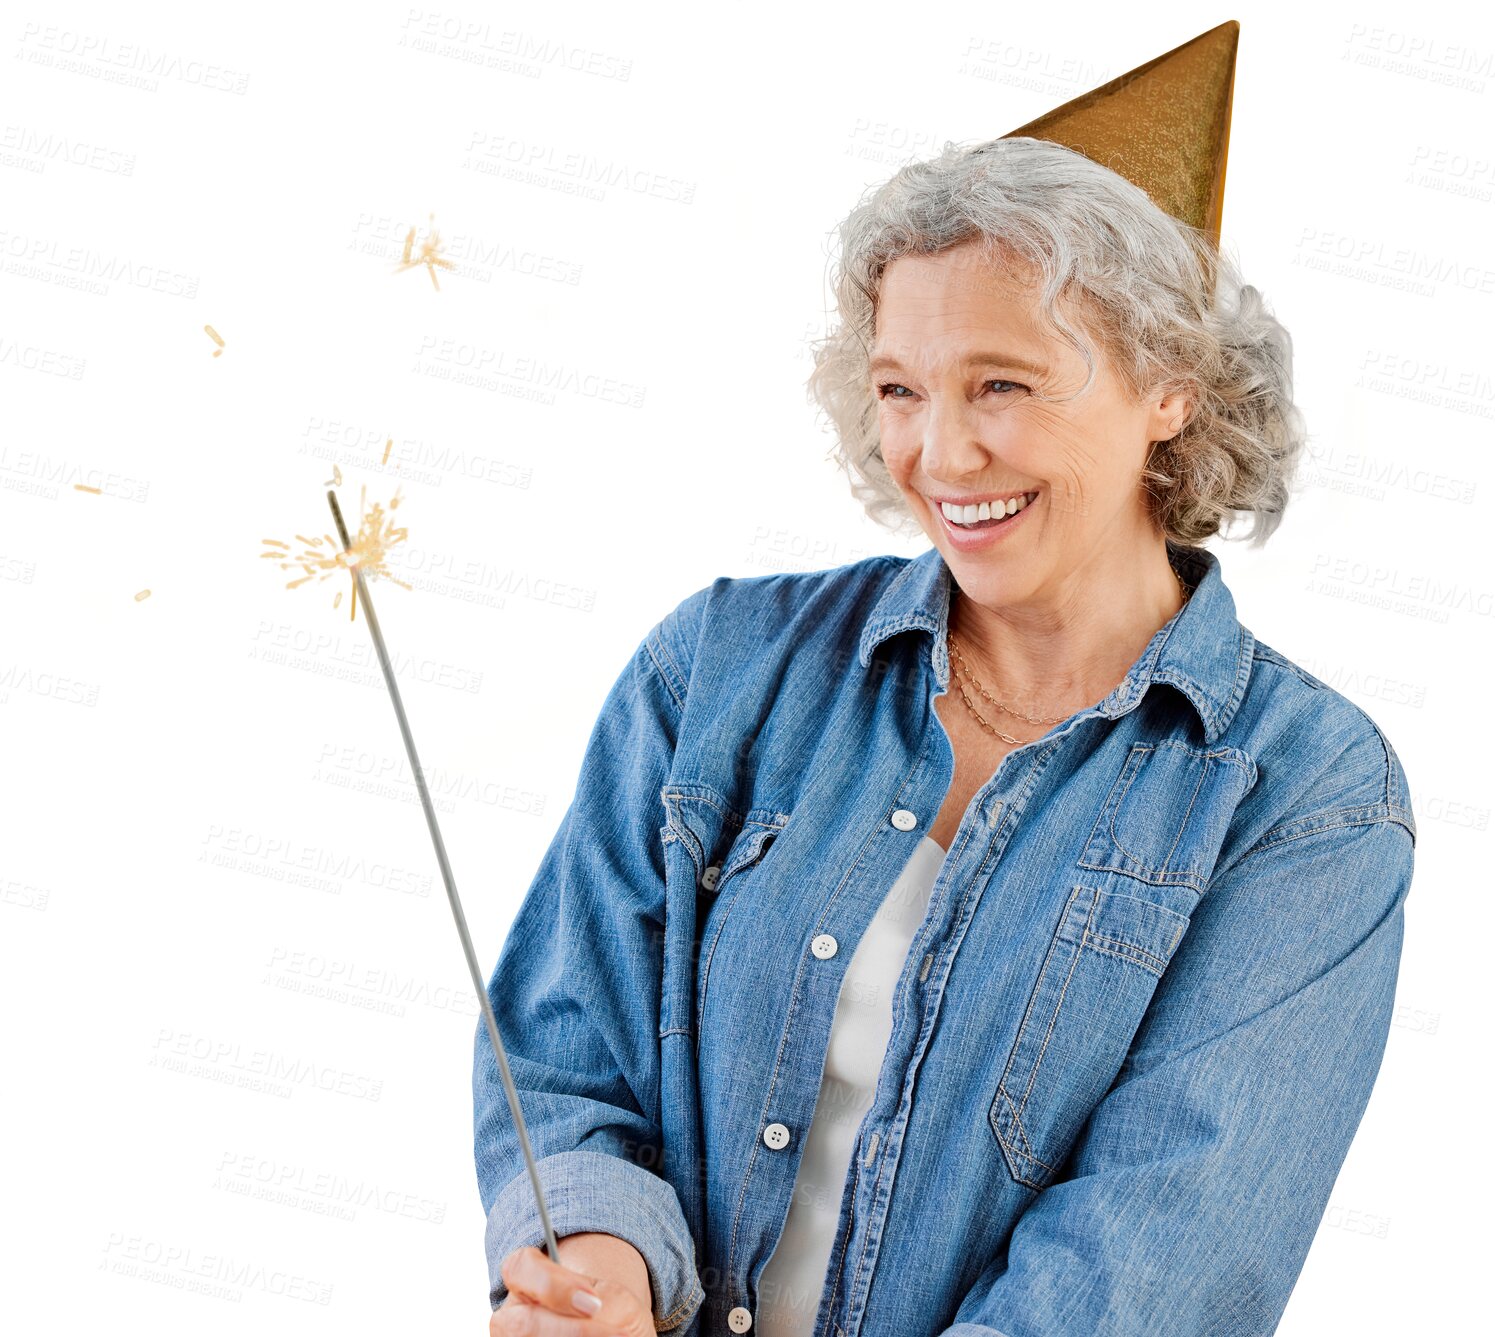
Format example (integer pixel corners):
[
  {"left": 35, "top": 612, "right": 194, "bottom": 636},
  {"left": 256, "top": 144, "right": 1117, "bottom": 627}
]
[{"left": 874, "top": 380, "right": 1027, "bottom": 400}]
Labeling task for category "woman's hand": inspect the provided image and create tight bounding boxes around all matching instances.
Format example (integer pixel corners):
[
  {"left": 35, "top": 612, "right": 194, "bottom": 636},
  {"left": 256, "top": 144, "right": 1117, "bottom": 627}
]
[{"left": 490, "top": 1239, "right": 654, "bottom": 1337}]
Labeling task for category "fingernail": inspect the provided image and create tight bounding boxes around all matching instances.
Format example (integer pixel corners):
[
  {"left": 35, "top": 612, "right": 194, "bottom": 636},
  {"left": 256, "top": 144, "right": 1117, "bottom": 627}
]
[{"left": 571, "top": 1288, "right": 603, "bottom": 1315}]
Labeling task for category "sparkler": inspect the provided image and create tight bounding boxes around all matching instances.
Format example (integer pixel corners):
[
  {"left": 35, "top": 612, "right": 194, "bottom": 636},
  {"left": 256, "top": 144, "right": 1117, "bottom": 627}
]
[
  {"left": 260, "top": 483, "right": 410, "bottom": 622},
  {"left": 323, "top": 488, "right": 561, "bottom": 1267}
]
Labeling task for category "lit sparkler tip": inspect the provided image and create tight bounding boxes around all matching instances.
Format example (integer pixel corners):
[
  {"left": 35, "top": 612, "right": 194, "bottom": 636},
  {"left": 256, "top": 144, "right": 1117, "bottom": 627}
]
[{"left": 264, "top": 484, "right": 409, "bottom": 605}]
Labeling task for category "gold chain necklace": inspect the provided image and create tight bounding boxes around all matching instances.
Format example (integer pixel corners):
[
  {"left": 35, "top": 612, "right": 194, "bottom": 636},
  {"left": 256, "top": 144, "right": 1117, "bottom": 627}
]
[{"left": 946, "top": 561, "right": 1192, "bottom": 744}]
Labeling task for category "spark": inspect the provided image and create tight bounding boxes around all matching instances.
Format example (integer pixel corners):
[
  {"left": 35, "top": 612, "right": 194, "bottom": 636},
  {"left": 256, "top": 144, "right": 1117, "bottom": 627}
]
[
  {"left": 261, "top": 485, "right": 412, "bottom": 620},
  {"left": 393, "top": 211, "right": 457, "bottom": 291}
]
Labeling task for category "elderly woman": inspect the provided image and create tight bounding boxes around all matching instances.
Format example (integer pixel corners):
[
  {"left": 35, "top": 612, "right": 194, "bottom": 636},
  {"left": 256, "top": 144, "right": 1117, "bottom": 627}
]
[{"left": 474, "top": 131, "right": 1416, "bottom": 1337}]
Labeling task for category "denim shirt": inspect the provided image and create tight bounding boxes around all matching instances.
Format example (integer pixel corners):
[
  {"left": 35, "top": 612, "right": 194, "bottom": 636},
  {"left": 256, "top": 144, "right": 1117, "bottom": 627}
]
[{"left": 473, "top": 541, "right": 1417, "bottom": 1337}]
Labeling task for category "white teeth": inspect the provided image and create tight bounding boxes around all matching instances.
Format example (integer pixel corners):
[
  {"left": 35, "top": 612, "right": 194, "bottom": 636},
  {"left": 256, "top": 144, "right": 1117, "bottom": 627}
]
[{"left": 940, "top": 492, "right": 1037, "bottom": 526}]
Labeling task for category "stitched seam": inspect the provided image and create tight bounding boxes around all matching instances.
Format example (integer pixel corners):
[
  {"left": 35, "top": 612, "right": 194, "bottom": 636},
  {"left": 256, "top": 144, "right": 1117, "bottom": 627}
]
[
  {"left": 995, "top": 886, "right": 1079, "bottom": 1112},
  {"left": 657, "top": 1280, "right": 705, "bottom": 1329},
  {"left": 994, "top": 1089, "right": 1032, "bottom": 1159},
  {"left": 1014, "top": 889, "right": 1095, "bottom": 1119},
  {"left": 643, "top": 633, "right": 687, "bottom": 717},
  {"left": 1108, "top": 747, "right": 1208, "bottom": 875},
  {"left": 661, "top": 787, "right": 732, "bottom": 820},
  {"left": 994, "top": 1088, "right": 1055, "bottom": 1174},
  {"left": 997, "top": 1089, "right": 1032, "bottom": 1158},
  {"left": 845, "top": 1137, "right": 889, "bottom": 1325},
  {"left": 1161, "top": 758, "right": 1208, "bottom": 873},
  {"left": 1233, "top": 809, "right": 1403, "bottom": 867},
  {"left": 820, "top": 1155, "right": 857, "bottom": 1329},
  {"left": 998, "top": 1086, "right": 1045, "bottom": 1164},
  {"left": 1251, "top": 642, "right": 1325, "bottom": 690},
  {"left": 1229, "top": 624, "right": 1256, "bottom": 747},
  {"left": 1102, "top": 741, "right": 1254, "bottom": 881},
  {"left": 1375, "top": 719, "right": 1393, "bottom": 811},
  {"left": 1083, "top": 935, "right": 1166, "bottom": 976},
  {"left": 994, "top": 1122, "right": 1050, "bottom": 1187}
]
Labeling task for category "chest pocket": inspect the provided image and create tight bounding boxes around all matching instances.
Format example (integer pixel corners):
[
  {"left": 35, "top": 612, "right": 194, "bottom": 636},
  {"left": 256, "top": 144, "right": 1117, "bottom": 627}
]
[
  {"left": 658, "top": 781, "right": 790, "bottom": 1042},
  {"left": 1077, "top": 739, "right": 1255, "bottom": 893},
  {"left": 989, "top": 883, "right": 1189, "bottom": 1189},
  {"left": 989, "top": 739, "right": 1253, "bottom": 1190}
]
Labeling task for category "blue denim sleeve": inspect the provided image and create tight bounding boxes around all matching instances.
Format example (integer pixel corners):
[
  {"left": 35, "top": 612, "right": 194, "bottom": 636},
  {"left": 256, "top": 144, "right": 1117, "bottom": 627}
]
[
  {"left": 473, "top": 589, "right": 708, "bottom": 1333},
  {"left": 939, "top": 810, "right": 1416, "bottom": 1337}
]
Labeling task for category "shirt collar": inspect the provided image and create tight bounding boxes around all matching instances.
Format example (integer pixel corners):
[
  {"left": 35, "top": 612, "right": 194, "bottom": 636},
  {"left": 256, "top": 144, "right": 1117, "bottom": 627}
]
[{"left": 856, "top": 542, "right": 1254, "bottom": 745}]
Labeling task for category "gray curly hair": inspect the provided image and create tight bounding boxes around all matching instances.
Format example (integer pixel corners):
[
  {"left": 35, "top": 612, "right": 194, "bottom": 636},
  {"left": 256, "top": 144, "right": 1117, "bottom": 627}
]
[{"left": 806, "top": 135, "right": 1306, "bottom": 548}]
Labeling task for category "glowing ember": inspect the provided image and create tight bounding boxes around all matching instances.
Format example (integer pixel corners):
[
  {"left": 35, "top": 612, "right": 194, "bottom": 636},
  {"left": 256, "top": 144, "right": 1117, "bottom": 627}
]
[
  {"left": 394, "top": 212, "right": 456, "bottom": 291},
  {"left": 260, "top": 485, "right": 411, "bottom": 619}
]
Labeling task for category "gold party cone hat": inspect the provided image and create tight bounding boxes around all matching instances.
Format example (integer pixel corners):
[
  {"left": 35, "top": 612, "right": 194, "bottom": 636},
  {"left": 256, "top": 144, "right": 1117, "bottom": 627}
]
[{"left": 1004, "top": 20, "right": 1239, "bottom": 245}]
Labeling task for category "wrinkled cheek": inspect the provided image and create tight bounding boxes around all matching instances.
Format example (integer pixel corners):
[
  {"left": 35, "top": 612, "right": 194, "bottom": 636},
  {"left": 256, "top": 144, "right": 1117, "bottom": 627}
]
[{"left": 1014, "top": 414, "right": 1092, "bottom": 521}]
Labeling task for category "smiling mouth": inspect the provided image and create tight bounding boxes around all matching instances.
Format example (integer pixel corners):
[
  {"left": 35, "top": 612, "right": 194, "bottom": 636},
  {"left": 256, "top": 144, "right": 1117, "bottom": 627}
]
[{"left": 934, "top": 490, "right": 1040, "bottom": 530}]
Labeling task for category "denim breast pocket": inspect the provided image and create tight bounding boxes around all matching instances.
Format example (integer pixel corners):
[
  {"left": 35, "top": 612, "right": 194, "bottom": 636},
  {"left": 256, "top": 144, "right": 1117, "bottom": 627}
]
[
  {"left": 1077, "top": 739, "right": 1255, "bottom": 894},
  {"left": 658, "top": 781, "right": 790, "bottom": 1041},
  {"left": 989, "top": 883, "right": 1190, "bottom": 1189}
]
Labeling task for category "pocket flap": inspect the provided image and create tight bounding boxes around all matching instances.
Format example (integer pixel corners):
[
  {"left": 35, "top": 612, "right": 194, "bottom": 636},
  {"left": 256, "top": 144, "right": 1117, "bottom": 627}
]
[
  {"left": 660, "top": 781, "right": 790, "bottom": 890},
  {"left": 1070, "top": 888, "right": 1190, "bottom": 976}
]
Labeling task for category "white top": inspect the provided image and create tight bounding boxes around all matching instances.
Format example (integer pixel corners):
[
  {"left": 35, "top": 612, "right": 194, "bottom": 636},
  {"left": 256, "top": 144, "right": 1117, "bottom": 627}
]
[{"left": 755, "top": 834, "right": 946, "bottom": 1336}]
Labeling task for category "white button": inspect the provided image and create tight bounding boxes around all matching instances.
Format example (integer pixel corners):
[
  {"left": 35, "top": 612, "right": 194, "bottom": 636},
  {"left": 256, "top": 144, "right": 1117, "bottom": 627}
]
[
  {"left": 728, "top": 1306, "right": 754, "bottom": 1332},
  {"left": 762, "top": 1122, "right": 790, "bottom": 1150},
  {"left": 890, "top": 808, "right": 918, "bottom": 831},
  {"left": 700, "top": 864, "right": 721, "bottom": 891},
  {"left": 811, "top": 933, "right": 838, "bottom": 959}
]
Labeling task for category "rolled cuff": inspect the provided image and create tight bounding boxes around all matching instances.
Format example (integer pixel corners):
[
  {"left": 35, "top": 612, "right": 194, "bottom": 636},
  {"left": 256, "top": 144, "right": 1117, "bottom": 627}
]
[{"left": 485, "top": 1149, "right": 704, "bottom": 1335}]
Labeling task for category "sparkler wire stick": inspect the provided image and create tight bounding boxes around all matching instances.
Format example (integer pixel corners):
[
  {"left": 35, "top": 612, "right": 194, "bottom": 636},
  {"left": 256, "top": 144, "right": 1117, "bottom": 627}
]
[{"left": 326, "top": 490, "right": 562, "bottom": 1267}]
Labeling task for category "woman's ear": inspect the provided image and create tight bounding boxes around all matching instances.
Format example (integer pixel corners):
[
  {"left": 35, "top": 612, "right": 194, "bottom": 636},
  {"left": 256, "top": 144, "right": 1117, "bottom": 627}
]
[{"left": 1151, "top": 390, "right": 1192, "bottom": 441}]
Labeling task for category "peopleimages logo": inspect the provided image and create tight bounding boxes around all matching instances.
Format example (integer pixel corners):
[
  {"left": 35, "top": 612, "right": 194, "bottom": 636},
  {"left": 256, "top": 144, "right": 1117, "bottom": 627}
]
[
  {"left": 100, "top": 1231, "right": 332, "bottom": 1304},
  {"left": 149, "top": 1027, "right": 385, "bottom": 1103},
  {"left": 17, "top": 25, "right": 251, "bottom": 94},
  {"left": 213, "top": 1150, "right": 449, "bottom": 1225}
]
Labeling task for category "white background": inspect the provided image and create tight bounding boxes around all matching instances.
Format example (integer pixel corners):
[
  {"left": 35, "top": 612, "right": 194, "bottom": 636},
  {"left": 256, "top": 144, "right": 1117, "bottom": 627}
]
[{"left": 2, "top": 0, "right": 1488, "bottom": 1331}]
